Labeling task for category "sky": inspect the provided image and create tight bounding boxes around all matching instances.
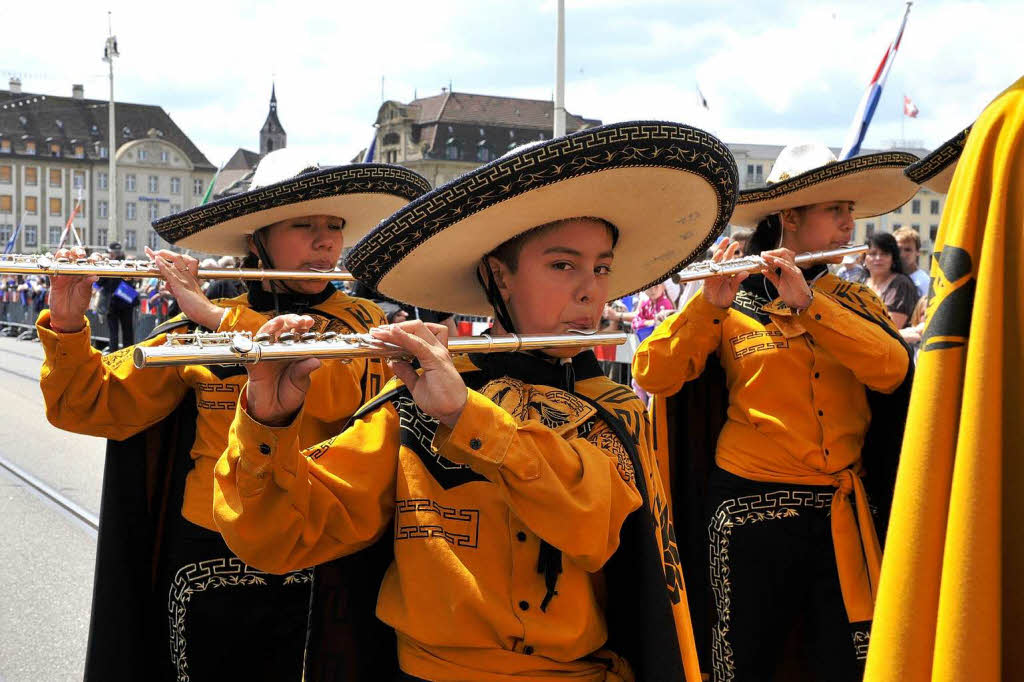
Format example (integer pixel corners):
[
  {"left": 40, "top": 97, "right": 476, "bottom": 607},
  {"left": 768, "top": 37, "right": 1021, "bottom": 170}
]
[{"left": 1, "top": 0, "right": 1019, "bottom": 167}]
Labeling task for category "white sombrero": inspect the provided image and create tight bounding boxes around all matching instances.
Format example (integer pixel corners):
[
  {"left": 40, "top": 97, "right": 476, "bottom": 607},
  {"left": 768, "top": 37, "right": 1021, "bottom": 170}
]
[
  {"left": 347, "top": 121, "right": 739, "bottom": 316},
  {"left": 153, "top": 148, "right": 432, "bottom": 256},
  {"left": 904, "top": 126, "right": 972, "bottom": 194},
  {"left": 730, "top": 143, "right": 920, "bottom": 228}
]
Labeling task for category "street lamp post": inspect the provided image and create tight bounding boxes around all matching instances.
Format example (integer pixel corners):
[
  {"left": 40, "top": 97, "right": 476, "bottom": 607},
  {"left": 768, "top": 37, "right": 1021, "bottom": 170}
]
[
  {"left": 103, "top": 15, "right": 119, "bottom": 246},
  {"left": 554, "top": 0, "right": 566, "bottom": 138}
]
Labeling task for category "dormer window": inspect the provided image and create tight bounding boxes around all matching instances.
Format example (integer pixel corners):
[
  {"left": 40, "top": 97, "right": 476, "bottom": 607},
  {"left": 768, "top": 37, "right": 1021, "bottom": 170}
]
[
  {"left": 91, "top": 124, "right": 100, "bottom": 135},
  {"left": 122, "top": 126, "right": 131, "bottom": 138}
]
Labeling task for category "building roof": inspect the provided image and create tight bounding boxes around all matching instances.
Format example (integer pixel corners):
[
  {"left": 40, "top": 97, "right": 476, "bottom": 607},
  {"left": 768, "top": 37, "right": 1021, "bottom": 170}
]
[
  {"left": 0, "top": 85, "right": 215, "bottom": 170},
  {"left": 223, "top": 147, "right": 260, "bottom": 171},
  {"left": 383, "top": 90, "right": 601, "bottom": 131}
]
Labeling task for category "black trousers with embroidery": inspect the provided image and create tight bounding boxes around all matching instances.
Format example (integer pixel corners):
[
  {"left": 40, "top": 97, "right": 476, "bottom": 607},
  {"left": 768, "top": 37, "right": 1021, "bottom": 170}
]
[
  {"left": 705, "top": 468, "right": 868, "bottom": 682},
  {"left": 155, "top": 516, "right": 312, "bottom": 682}
]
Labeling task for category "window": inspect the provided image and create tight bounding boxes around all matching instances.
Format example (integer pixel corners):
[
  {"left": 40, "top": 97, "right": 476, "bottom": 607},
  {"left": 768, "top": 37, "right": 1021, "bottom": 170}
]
[
  {"left": 23, "top": 225, "right": 37, "bottom": 247},
  {"left": 930, "top": 224, "right": 939, "bottom": 242},
  {"left": 160, "top": 150, "right": 169, "bottom": 163},
  {"left": 126, "top": 174, "right": 136, "bottom": 192},
  {"left": 0, "top": 166, "right": 9, "bottom": 183},
  {"left": 122, "top": 126, "right": 131, "bottom": 138},
  {"left": 383, "top": 132, "right": 400, "bottom": 145},
  {"left": 49, "top": 169, "right": 62, "bottom": 187},
  {"left": 266, "top": 139, "right": 274, "bottom": 152},
  {"left": 148, "top": 202, "right": 159, "bottom": 220},
  {"left": 746, "top": 164, "right": 754, "bottom": 175},
  {"left": 170, "top": 203, "right": 181, "bottom": 214},
  {"left": 98, "top": 146, "right": 108, "bottom": 159},
  {"left": 76, "top": 200, "right": 86, "bottom": 217},
  {"left": 25, "top": 196, "right": 37, "bottom": 214},
  {"left": 73, "top": 145, "right": 84, "bottom": 158},
  {"left": 0, "top": 224, "right": 12, "bottom": 245},
  {"left": 125, "top": 230, "right": 137, "bottom": 249},
  {"left": 25, "top": 167, "right": 38, "bottom": 186},
  {"left": 755, "top": 164, "right": 763, "bottom": 179},
  {"left": 98, "top": 200, "right": 108, "bottom": 218},
  {"left": 25, "top": 141, "right": 36, "bottom": 155},
  {"left": 49, "top": 198, "right": 62, "bottom": 216},
  {"left": 48, "top": 225, "right": 61, "bottom": 246},
  {"left": 73, "top": 171, "right": 85, "bottom": 189},
  {"left": 0, "top": 195, "right": 11, "bottom": 212},
  {"left": 170, "top": 177, "right": 181, "bottom": 194},
  {"left": 126, "top": 202, "right": 136, "bottom": 220},
  {"left": 138, "top": 149, "right": 149, "bottom": 161},
  {"left": 50, "top": 143, "right": 61, "bottom": 157},
  {"left": 193, "top": 179, "right": 203, "bottom": 196},
  {"left": 0, "top": 139, "right": 10, "bottom": 153},
  {"left": 912, "top": 224, "right": 920, "bottom": 233},
  {"left": 96, "top": 227, "right": 108, "bottom": 247},
  {"left": 475, "top": 146, "right": 491, "bottom": 163},
  {"left": 865, "top": 223, "right": 876, "bottom": 238},
  {"left": 911, "top": 199, "right": 921, "bottom": 214},
  {"left": 930, "top": 199, "right": 940, "bottom": 215},
  {"left": 148, "top": 230, "right": 161, "bottom": 249},
  {"left": 445, "top": 143, "right": 459, "bottom": 160},
  {"left": 98, "top": 172, "right": 108, "bottom": 190},
  {"left": 148, "top": 175, "right": 158, "bottom": 192},
  {"left": 894, "top": 205, "right": 902, "bottom": 214}
]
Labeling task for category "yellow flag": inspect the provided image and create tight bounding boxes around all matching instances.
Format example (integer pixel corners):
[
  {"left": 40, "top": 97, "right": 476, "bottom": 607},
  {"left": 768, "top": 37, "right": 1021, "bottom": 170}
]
[{"left": 865, "top": 76, "right": 1024, "bottom": 681}]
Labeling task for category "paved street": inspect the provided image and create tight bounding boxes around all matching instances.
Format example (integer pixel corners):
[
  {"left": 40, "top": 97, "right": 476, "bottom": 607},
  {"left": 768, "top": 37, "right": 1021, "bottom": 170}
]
[{"left": 0, "top": 336, "right": 106, "bottom": 681}]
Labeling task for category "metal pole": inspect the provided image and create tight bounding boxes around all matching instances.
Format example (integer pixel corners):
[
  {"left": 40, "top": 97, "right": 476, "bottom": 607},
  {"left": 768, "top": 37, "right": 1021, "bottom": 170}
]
[
  {"left": 103, "top": 14, "right": 119, "bottom": 247},
  {"left": 553, "top": 0, "right": 566, "bottom": 138}
]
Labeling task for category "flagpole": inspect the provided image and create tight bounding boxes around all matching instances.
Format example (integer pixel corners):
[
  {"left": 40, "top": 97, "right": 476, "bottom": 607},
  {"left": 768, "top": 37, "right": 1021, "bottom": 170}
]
[{"left": 553, "top": 0, "right": 566, "bottom": 138}]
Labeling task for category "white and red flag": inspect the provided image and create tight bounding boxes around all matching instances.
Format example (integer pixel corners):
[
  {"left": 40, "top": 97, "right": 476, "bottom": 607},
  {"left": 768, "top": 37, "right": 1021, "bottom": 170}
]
[{"left": 904, "top": 95, "right": 919, "bottom": 118}]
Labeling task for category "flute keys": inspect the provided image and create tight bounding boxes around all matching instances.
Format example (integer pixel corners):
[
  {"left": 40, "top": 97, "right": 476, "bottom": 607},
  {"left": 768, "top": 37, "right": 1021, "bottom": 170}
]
[
  {"left": 253, "top": 333, "right": 271, "bottom": 344},
  {"left": 279, "top": 331, "right": 299, "bottom": 344},
  {"left": 300, "top": 332, "right": 318, "bottom": 343}
]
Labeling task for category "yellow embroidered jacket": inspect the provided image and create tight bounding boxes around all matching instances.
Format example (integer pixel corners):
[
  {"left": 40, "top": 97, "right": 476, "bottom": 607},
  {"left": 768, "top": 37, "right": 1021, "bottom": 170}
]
[
  {"left": 38, "top": 288, "right": 390, "bottom": 530},
  {"left": 214, "top": 351, "right": 701, "bottom": 682},
  {"left": 633, "top": 268, "right": 912, "bottom": 655}
]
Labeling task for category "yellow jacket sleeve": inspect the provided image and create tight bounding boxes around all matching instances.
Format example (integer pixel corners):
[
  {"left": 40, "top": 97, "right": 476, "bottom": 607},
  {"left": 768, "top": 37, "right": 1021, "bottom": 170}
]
[
  {"left": 432, "top": 389, "right": 643, "bottom": 572},
  {"left": 213, "top": 389, "right": 399, "bottom": 574},
  {"left": 37, "top": 310, "right": 190, "bottom": 440},
  {"left": 797, "top": 292, "right": 910, "bottom": 394},
  {"left": 632, "top": 292, "right": 728, "bottom": 397}
]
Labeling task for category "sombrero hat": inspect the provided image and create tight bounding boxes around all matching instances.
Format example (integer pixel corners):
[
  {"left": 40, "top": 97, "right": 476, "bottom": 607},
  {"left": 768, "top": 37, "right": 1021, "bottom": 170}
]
[
  {"left": 904, "top": 126, "right": 972, "bottom": 194},
  {"left": 347, "top": 121, "right": 738, "bottom": 316},
  {"left": 152, "top": 148, "right": 432, "bottom": 256},
  {"left": 729, "top": 143, "right": 920, "bottom": 228}
]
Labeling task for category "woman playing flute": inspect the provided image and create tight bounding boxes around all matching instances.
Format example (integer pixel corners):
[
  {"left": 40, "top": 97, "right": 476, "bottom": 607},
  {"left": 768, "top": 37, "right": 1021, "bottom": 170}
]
[
  {"left": 37, "top": 148, "right": 430, "bottom": 681},
  {"left": 633, "top": 142, "right": 919, "bottom": 681}
]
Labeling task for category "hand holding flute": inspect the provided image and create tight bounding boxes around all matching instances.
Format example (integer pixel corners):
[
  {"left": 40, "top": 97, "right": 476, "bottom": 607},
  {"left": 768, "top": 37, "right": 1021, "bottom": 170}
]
[{"left": 244, "top": 316, "right": 463, "bottom": 428}]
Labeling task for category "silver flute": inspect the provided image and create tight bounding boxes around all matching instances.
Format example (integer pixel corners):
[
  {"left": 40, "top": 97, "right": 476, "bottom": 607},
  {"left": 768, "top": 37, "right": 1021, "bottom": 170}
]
[
  {"left": 134, "top": 330, "right": 628, "bottom": 369},
  {"left": 0, "top": 253, "right": 354, "bottom": 281},
  {"left": 674, "top": 243, "right": 868, "bottom": 283}
]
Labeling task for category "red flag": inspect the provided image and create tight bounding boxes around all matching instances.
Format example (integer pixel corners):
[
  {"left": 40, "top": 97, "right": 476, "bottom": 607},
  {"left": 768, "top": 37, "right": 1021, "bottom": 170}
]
[{"left": 904, "top": 94, "right": 919, "bottom": 118}]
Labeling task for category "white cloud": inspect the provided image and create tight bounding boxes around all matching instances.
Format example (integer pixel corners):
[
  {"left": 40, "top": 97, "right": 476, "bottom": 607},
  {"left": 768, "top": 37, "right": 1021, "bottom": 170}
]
[{"left": 1, "top": 0, "right": 1019, "bottom": 167}]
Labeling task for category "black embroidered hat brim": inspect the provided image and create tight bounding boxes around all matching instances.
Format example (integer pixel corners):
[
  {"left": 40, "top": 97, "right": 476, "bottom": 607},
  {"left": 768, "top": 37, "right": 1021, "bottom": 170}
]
[
  {"left": 730, "top": 151, "right": 921, "bottom": 228},
  {"left": 904, "top": 126, "right": 972, "bottom": 194},
  {"left": 346, "top": 121, "right": 738, "bottom": 316},
  {"left": 152, "top": 164, "right": 432, "bottom": 256}
]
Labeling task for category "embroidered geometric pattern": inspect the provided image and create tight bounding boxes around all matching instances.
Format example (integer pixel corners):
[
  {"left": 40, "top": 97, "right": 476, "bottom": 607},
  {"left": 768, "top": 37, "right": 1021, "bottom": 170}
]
[
  {"left": 708, "top": 489, "right": 833, "bottom": 682},
  {"left": 905, "top": 126, "right": 971, "bottom": 184},
  {"left": 167, "top": 557, "right": 312, "bottom": 682},
  {"left": 395, "top": 497, "right": 481, "bottom": 548},
  {"left": 347, "top": 121, "right": 738, "bottom": 297},
  {"left": 154, "top": 165, "right": 431, "bottom": 243}
]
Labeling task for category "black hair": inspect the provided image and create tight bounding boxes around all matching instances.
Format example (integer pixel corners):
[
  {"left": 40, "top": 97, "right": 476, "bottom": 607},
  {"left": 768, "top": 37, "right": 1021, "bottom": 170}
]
[
  {"left": 867, "top": 232, "right": 904, "bottom": 274},
  {"left": 747, "top": 214, "right": 782, "bottom": 256}
]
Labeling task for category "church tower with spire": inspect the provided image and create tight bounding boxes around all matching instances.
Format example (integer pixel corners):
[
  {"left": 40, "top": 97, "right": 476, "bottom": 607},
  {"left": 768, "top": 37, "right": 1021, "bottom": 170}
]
[{"left": 260, "top": 84, "right": 287, "bottom": 156}]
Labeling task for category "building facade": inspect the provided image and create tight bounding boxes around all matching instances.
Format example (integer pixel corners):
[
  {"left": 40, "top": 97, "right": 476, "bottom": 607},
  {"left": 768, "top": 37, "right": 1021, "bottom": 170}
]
[
  {"left": 212, "top": 86, "right": 285, "bottom": 199},
  {"left": 0, "top": 78, "right": 215, "bottom": 257},
  {"left": 366, "top": 89, "right": 601, "bottom": 187}
]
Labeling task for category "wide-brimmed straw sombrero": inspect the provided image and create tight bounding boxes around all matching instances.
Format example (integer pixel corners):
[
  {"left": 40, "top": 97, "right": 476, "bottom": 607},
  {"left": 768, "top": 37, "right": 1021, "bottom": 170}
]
[
  {"left": 152, "top": 148, "right": 432, "bottom": 256},
  {"left": 904, "top": 126, "right": 972, "bottom": 194},
  {"left": 729, "top": 143, "right": 920, "bottom": 228},
  {"left": 346, "top": 121, "right": 738, "bottom": 316}
]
